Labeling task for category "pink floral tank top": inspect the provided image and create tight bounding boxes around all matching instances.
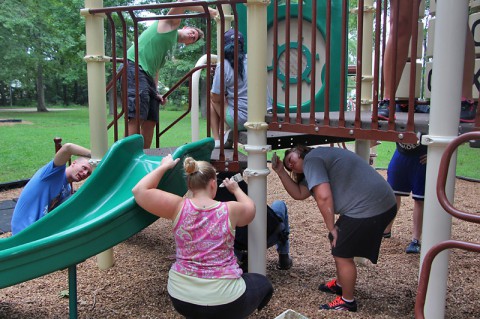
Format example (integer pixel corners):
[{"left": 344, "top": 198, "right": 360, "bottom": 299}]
[{"left": 171, "top": 198, "right": 243, "bottom": 279}]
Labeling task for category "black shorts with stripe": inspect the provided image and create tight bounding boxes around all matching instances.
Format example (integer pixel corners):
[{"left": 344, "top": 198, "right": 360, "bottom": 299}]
[{"left": 331, "top": 205, "right": 397, "bottom": 264}]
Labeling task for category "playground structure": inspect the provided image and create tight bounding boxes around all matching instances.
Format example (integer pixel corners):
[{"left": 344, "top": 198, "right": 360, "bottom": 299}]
[
  {"left": 0, "top": 0, "right": 478, "bottom": 318},
  {"left": 91, "top": 1, "right": 480, "bottom": 318},
  {"left": 414, "top": 131, "right": 480, "bottom": 319}
]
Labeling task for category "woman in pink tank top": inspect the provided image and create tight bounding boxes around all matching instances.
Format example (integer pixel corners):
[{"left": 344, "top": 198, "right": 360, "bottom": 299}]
[{"left": 133, "top": 154, "right": 273, "bottom": 318}]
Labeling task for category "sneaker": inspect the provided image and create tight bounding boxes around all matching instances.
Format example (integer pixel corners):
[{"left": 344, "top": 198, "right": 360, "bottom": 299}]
[
  {"left": 320, "top": 296, "right": 357, "bottom": 312},
  {"left": 395, "top": 101, "right": 430, "bottom": 114},
  {"left": 319, "top": 278, "right": 343, "bottom": 295},
  {"left": 377, "top": 99, "right": 391, "bottom": 120},
  {"left": 414, "top": 104, "right": 430, "bottom": 113},
  {"left": 460, "top": 100, "right": 477, "bottom": 123},
  {"left": 396, "top": 103, "right": 409, "bottom": 113},
  {"left": 223, "top": 129, "right": 233, "bottom": 149},
  {"left": 406, "top": 239, "right": 421, "bottom": 254},
  {"left": 277, "top": 254, "right": 293, "bottom": 270},
  {"left": 214, "top": 140, "right": 220, "bottom": 149}
]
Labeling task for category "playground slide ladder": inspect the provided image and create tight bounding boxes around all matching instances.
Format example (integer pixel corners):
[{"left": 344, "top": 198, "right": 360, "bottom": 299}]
[{"left": 414, "top": 131, "right": 480, "bottom": 319}]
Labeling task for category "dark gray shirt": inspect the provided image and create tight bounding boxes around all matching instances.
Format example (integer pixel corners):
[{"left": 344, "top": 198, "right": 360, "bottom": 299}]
[{"left": 303, "top": 147, "right": 396, "bottom": 218}]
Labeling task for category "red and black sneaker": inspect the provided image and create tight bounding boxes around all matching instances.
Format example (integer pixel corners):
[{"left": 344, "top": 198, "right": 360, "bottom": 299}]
[
  {"left": 320, "top": 296, "right": 357, "bottom": 312},
  {"left": 318, "top": 278, "right": 343, "bottom": 295},
  {"left": 460, "top": 100, "right": 477, "bottom": 123},
  {"left": 377, "top": 99, "right": 391, "bottom": 120}
]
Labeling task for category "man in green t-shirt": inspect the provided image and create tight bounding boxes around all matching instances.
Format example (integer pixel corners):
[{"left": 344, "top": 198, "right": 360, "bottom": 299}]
[{"left": 126, "top": 0, "right": 217, "bottom": 148}]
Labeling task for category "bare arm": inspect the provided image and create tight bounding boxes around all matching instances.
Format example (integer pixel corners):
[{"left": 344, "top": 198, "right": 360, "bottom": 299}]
[
  {"left": 272, "top": 159, "right": 310, "bottom": 200},
  {"left": 154, "top": 72, "right": 166, "bottom": 105},
  {"left": 311, "top": 183, "right": 338, "bottom": 247},
  {"left": 210, "top": 92, "right": 223, "bottom": 112},
  {"left": 53, "top": 143, "right": 91, "bottom": 167},
  {"left": 211, "top": 92, "right": 222, "bottom": 104},
  {"left": 132, "top": 154, "right": 183, "bottom": 220},
  {"left": 223, "top": 177, "right": 255, "bottom": 227},
  {"left": 157, "top": 0, "right": 218, "bottom": 33}
]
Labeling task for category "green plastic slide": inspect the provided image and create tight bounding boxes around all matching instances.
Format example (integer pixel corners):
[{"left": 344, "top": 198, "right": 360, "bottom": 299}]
[{"left": 0, "top": 135, "right": 214, "bottom": 289}]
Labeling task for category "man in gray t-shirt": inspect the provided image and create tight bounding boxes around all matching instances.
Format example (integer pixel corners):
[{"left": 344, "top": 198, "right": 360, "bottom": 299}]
[
  {"left": 303, "top": 147, "right": 395, "bottom": 218},
  {"left": 273, "top": 145, "right": 396, "bottom": 312}
]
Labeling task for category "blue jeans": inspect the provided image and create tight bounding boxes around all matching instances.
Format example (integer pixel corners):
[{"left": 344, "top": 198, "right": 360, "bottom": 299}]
[
  {"left": 233, "top": 200, "right": 291, "bottom": 264},
  {"left": 269, "top": 200, "right": 290, "bottom": 255}
]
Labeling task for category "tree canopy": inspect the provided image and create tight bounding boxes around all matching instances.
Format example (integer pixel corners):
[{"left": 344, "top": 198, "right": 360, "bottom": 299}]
[{"left": 0, "top": 0, "right": 212, "bottom": 110}]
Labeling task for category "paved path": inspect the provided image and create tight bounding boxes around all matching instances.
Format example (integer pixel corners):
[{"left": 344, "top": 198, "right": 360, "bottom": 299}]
[
  {"left": 0, "top": 108, "right": 74, "bottom": 112},
  {"left": 0, "top": 199, "right": 15, "bottom": 233}
]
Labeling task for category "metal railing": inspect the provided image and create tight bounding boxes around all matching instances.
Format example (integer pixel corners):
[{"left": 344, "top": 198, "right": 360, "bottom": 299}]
[
  {"left": 414, "top": 131, "right": 480, "bottom": 319},
  {"left": 100, "top": 1, "right": 248, "bottom": 172},
  {"left": 96, "top": 0, "right": 479, "bottom": 161}
]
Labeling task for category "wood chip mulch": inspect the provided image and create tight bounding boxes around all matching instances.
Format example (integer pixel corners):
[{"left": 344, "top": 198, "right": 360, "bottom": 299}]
[{"left": 0, "top": 169, "right": 479, "bottom": 319}]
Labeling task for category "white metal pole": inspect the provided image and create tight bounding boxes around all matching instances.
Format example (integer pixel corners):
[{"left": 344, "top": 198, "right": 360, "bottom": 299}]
[
  {"left": 218, "top": 4, "right": 233, "bottom": 50},
  {"left": 355, "top": 0, "right": 374, "bottom": 168},
  {"left": 420, "top": 1, "right": 469, "bottom": 317},
  {"left": 353, "top": 0, "right": 375, "bottom": 266},
  {"left": 244, "top": 0, "right": 269, "bottom": 275},
  {"left": 191, "top": 4, "right": 232, "bottom": 142},
  {"left": 191, "top": 54, "right": 217, "bottom": 142},
  {"left": 83, "top": 0, "right": 113, "bottom": 269}
]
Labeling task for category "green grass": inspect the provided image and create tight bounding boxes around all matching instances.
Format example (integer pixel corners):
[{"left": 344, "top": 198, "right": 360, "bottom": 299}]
[
  {"left": 0, "top": 106, "right": 478, "bottom": 183},
  {"left": 372, "top": 141, "right": 479, "bottom": 180},
  {"left": 0, "top": 106, "right": 207, "bottom": 183}
]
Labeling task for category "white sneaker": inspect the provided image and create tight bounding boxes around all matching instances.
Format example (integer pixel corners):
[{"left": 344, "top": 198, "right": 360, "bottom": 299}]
[
  {"left": 214, "top": 140, "right": 220, "bottom": 149},
  {"left": 224, "top": 129, "right": 233, "bottom": 149}
]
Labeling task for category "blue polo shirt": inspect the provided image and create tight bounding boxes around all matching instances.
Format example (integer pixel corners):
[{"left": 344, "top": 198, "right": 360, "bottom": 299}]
[{"left": 11, "top": 160, "right": 71, "bottom": 235}]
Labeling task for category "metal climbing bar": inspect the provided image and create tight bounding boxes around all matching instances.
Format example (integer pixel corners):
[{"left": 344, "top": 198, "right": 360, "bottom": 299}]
[
  {"left": 265, "top": 0, "right": 422, "bottom": 144},
  {"left": 68, "top": 265, "right": 78, "bottom": 319},
  {"left": 415, "top": 131, "right": 480, "bottom": 319}
]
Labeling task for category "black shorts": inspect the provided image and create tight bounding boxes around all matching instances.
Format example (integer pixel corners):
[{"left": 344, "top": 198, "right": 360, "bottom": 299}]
[
  {"left": 126, "top": 61, "right": 159, "bottom": 122},
  {"left": 331, "top": 205, "right": 397, "bottom": 264},
  {"left": 169, "top": 273, "right": 273, "bottom": 319}
]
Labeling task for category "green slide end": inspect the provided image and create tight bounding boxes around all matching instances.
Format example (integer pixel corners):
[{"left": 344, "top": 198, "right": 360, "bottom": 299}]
[{"left": 0, "top": 135, "right": 214, "bottom": 289}]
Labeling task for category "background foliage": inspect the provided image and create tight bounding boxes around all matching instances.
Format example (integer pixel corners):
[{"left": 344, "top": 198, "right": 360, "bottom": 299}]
[
  {"left": 0, "top": 108, "right": 208, "bottom": 183},
  {"left": 0, "top": 0, "right": 214, "bottom": 111}
]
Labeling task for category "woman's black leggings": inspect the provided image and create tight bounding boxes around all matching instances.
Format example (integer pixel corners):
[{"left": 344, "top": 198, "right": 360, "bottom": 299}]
[{"left": 169, "top": 273, "right": 273, "bottom": 319}]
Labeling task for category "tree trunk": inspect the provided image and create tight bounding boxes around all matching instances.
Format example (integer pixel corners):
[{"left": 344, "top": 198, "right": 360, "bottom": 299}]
[
  {"left": 108, "top": 88, "right": 114, "bottom": 115},
  {"left": 73, "top": 81, "right": 79, "bottom": 105},
  {"left": 36, "top": 63, "right": 48, "bottom": 112},
  {"left": 63, "top": 83, "right": 68, "bottom": 105}
]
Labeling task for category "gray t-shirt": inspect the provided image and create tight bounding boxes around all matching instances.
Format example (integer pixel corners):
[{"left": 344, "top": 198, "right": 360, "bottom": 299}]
[
  {"left": 303, "top": 147, "right": 396, "bottom": 218},
  {"left": 211, "top": 57, "right": 249, "bottom": 127},
  {"left": 211, "top": 55, "right": 272, "bottom": 128}
]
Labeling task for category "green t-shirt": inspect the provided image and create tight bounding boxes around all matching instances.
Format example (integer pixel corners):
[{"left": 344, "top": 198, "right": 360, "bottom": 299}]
[{"left": 127, "top": 21, "right": 178, "bottom": 78}]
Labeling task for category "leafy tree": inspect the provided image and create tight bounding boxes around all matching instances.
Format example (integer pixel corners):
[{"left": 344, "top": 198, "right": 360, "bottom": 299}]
[
  {"left": 0, "top": 0, "right": 138, "bottom": 109},
  {"left": 155, "top": 1, "right": 217, "bottom": 110}
]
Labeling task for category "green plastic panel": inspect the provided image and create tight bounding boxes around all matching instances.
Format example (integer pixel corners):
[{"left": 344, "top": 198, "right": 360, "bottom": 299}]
[
  {"left": 0, "top": 135, "right": 214, "bottom": 289},
  {"left": 236, "top": 0, "right": 346, "bottom": 112}
]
